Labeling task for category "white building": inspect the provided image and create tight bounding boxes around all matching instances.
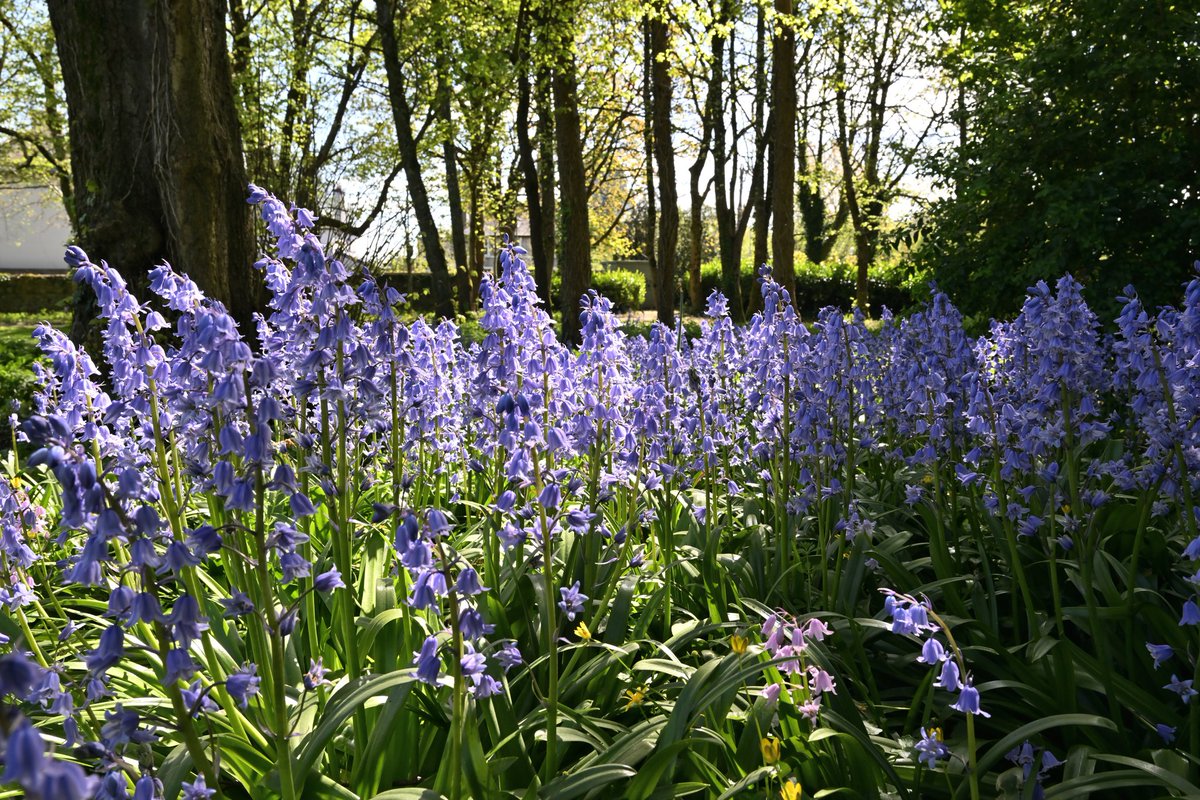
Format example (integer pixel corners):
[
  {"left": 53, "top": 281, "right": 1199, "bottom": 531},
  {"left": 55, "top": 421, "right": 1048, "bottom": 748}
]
[{"left": 0, "top": 183, "right": 71, "bottom": 274}]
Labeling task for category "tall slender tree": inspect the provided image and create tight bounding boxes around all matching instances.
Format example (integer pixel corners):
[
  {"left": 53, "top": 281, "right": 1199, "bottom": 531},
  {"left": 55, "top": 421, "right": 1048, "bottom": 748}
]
[
  {"left": 544, "top": 0, "right": 591, "bottom": 343},
  {"left": 649, "top": 5, "right": 677, "bottom": 326},
  {"left": 513, "top": 0, "right": 553, "bottom": 306},
  {"left": 377, "top": 0, "right": 455, "bottom": 318},
  {"left": 770, "top": 0, "right": 797, "bottom": 295}
]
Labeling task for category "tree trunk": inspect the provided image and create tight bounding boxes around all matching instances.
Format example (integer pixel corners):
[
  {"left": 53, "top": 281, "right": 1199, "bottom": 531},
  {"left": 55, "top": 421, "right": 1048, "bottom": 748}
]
[
  {"left": 770, "top": 0, "right": 796, "bottom": 298},
  {"left": 377, "top": 0, "right": 454, "bottom": 318},
  {"left": 709, "top": 5, "right": 740, "bottom": 312},
  {"left": 750, "top": 4, "right": 771, "bottom": 313},
  {"left": 513, "top": 0, "right": 552, "bottom": 303},
  {"left": 554, "top": 53, "right": 591, "bottom": 344},
  {"left": 642, "top": 17, "right": 658, "bottom": 320},
  {"left": 650, "top": 12, "right": 677, "bottom": 327},
  {"left": 438, "top": 68, "right": 470, "bottom": 313},
  {"left": 835, "top": 21, "right": 879, "bottom": 313},
  {"left": 48, "top": 0, "right": 257, "bottom": 344},
  {"left": 535, "top": 60, "right": 557, "bottom": 308}
]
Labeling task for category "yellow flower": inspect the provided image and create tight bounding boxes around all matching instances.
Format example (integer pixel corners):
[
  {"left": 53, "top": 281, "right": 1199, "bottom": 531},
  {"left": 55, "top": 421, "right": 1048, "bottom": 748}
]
[
  {"left": 623, "top": 685, "right": 647, "bottom": 709},
  {"left": 574, "top": 621, "right": 592, "bottom": 641},
  {"left": 761, "top": 736, "right": 781, "bottom": 765},
  {"left": 929, "top": 726, "right": 943, "bottom": 742},
  {"left": 731, "top": 634, "right": 748, "bottom": 655},
  {"left": 1060, "top": 503, "right": 1071, "bottom": 515},
  {"left": 780, "top": 779, "right": 802, "bottom": 800},
  {"left": 921, "top": 474, "right": 934, "bottom": 485}
]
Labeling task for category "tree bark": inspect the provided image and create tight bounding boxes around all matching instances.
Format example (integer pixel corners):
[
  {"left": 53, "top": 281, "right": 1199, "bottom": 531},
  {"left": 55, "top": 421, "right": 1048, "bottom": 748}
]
[
  {"left": 535, "top": 59, "right": 557, "bottom": 308},
  {"left": 770, "top": 0, "right": 797, "bottom": 298},
  {"left": 649, "top": 12, "right": 677, "bottom": 327},
  {"left": 438, "top": 66, "right": 470, "bottom": 313},
  {"left": 48, "top": 0, "right": 257, "bottom": 344},
  {"left": 513, "top": 0, "right": 552, "bottom": 304},
  {"left": 642, "top": 17, "right": 659, "bottom": 321},
  {"left": 752, "top": 2, "right": 771, "bottom": 291},
  {"left": 709, "top": 6, "right": 738, "bottom": 310},
  {"left": 554, "top": 51, "right": 591, "bottom": 344},
  {"left": 377, "top": 0, "right": 454, "bottom": 318},
  {"left": 835, "top": 19, "right": 881, "bottom": 313}
]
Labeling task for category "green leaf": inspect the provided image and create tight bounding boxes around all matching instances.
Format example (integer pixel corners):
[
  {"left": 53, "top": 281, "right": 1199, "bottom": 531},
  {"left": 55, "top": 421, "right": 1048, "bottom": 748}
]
[
  {"left": 716, "top": 766, "right": 774, "bottom": 799},
  {"left": 1092, "top": 753, "right": 1200, "bottom": 795},
  {"left": 538, "top": 764, "right": 637, "bottom": 798},
  {"left": 976, "top": 714, "right": 1118, "bottom": 777},
  {"left": 293, "top": 670, "right": 417, "bottom": 790}
]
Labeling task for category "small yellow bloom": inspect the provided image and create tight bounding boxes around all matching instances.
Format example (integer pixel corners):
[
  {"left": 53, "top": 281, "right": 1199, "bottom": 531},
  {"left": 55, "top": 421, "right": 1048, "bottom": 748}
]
[
  {"left": 731, "top": 634, "right": 748, "bottom": 655},
  {"left": 574, "top": 621, "right": 592, "bottom": 641},
  {"left": 921, "top": 474, "right": 934, "bottom": 485},
  {"left": 929, "top": 726, "right": 943, "bottom": 742},
  {"left": 761, "top": 736, "right": 781, "bottom": 765},
  {"left": 780, "top": 779, "right": 802, "bottom": 800},
  {"left": 1060, "top": 503, "right": 1071, "bottom": 515},
  {"left": 623, "top": 685, "right": 647, "bottom": 709}
]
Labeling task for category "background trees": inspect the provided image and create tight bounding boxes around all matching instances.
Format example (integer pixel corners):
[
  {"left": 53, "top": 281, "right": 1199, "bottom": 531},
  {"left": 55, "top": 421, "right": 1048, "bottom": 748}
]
[
  {"left": 0, "top": 0, "right": 1193, "bottom": 330},
  {"left": 918, "top": 0, "right": 1200, "bottom": 320}
]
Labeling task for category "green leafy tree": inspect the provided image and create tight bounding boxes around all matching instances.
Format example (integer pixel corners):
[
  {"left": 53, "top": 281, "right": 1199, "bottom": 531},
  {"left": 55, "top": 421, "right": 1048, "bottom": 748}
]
[
  {"left": 0, "top": 1, "right": 71, "bottom": 221},
  {"left": 921, "top": 0, "right": 1200, "bottom": 319}
]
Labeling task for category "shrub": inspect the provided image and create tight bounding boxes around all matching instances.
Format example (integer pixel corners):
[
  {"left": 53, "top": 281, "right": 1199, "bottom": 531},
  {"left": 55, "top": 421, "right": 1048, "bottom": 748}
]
[
  {"left": 552, "top": 267, "right": 646, "bottom": 311},
  {"left": 700, "top": 256, "right": 920, "bottom": 318},
  {"left": 592, "top": 268, "right": 645, "bottom": 310}
]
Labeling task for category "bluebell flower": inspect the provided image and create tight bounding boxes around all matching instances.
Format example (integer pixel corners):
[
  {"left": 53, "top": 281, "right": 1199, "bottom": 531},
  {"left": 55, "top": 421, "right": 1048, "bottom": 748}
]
[
  {"left": 915, "top": 726, "right": 949, "bottom": 769},
  {"left": 951, "top": 681, "right": 990, "bottom": 717},
  {"left": 454, "top": 567, "right": 487, "bottom": 596},
  {"left": 165, "top": 648, "right": 196, "bottom": 685},
  {"left": 100, "top": 705, "right": 155, "bottom": 747},
  {"left": 280, "top": 551, "right": 312, "bottom": 582},
  {"left": 414, "top": 636, "right": 441, "bottom": 685},
  {"left": 132, "top": 775, "right": 158, "bottom": 800},
  {"left": 936, "top": 659, "right": 961, "bottom": 692},
  {"left": 165, "top": 594, "right": 208, "bottom": 647},
  {"left": 227, "top": 664, "right": 261, "bottom": 708},
  {"left": 538, "top": 483, "right": 562, "bottom": 511},
  {"left": 0, "top": 718, "right": 44, "bottom": 783},
  {"left": 918, "top": 637, "right": 947, "bottom": 665},
  {"left": 1156, "top": 723, "right": 1177, "bottom": 744},
  {"left": 1164, "top": 674, "right": 1198, "bottom": 702},
  {"left": 1147, "top": 642, "right": 1174, "bottom": 668},
  {"left": 1181, "top": 599, "right": 1200, "bottom": 626},
  {"left": 181, "top": 680, "right": 216, "bottom": 717},
  {"left": 494, "top": 641, "right": 523, "bottom": 672},
  {"left": 181, "top": 773, "right": 217, "bottom": 800},
  {"left": 558, "top": 581, "right": 588, "bottom": 621},
  {"left": 32, "top": 758, "right": 98, "bottom": 800},
  {"left": 86, "top": 624, "right": 125, "bottom": 674},
  {"left": 410, "top": 569, "right": 447, "bottom": 610},
  {"left": 458, "top": 607, "right": 494, "bottom": 639},
  {"left": 460, "top": 645, "right": 486, "bottom": 679},
  {"left": 314, "top": 567, "right": 344, "bottom": 593},
  {"left": 220, "top": 589, "right": 256, "bottom": 618},
  {"left": 303, "top": 658, "right": 330, "bottom": 691}
]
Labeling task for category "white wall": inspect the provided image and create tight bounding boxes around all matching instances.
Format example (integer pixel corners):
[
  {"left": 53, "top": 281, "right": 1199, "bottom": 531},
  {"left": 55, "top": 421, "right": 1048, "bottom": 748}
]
[{"left": 0, "top": 184, "right": 71, "bottom": 273}]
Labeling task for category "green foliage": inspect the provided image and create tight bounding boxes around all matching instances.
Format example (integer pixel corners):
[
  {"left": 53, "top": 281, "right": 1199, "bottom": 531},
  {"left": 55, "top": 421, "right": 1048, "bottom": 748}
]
[
  {"left": 553, "top": 268, "right": 647, "bottom": 312},
  {"left": 699, "top": 257, "right": 921, "bottom": 318},
  {"left": 0, "top": 324, "right": 41, "bottom": 447},
  {"left": 920, "top": 0, "right": 1200, "bottom": 320},
  {"left": 593, "top": 269, "right": 646, "bottom": 311}
]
